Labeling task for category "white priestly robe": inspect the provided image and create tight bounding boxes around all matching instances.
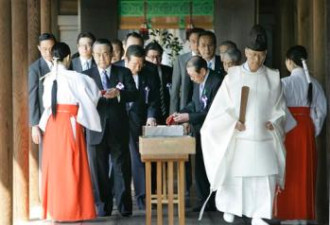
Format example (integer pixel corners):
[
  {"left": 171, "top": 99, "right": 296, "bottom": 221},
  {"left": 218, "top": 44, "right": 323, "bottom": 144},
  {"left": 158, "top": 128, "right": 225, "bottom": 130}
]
[
  {"left": 200, "top": 64, "right": 286, "bottom": 219},
  {"left": 281, "top": 67, "right": 327, "bottom": 136},
  {"left": 39, "top": 64, "right": 102, "bottom": 133}
]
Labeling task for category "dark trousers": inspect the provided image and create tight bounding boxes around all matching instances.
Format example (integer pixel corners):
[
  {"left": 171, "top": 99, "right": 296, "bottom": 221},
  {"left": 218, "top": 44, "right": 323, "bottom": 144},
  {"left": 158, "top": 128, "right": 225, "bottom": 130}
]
[
  {"left": 194, "top": 135, "right": 215, "bottom": 208},
  {"left": 128, "top": 130, "right": 146, "bottom": 209},
  {"left": 87, "top": 123, "right": 132, "bottom": 215}
]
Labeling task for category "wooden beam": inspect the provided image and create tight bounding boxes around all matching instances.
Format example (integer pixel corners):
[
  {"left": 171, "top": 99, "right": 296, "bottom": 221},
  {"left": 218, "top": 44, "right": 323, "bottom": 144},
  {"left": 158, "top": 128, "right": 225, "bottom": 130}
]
[
  {"left": 12, "top": 0, "right": 29, "bottom": 223},
  {"left": 0, "top": 0, "right": 13, "bottom": 224}
]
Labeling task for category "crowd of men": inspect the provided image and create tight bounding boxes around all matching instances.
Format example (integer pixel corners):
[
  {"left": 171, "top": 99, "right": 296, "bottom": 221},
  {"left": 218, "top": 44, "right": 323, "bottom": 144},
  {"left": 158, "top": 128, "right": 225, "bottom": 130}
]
[{"left": 30, "top": 23, "right": 307, "bottom": 225}]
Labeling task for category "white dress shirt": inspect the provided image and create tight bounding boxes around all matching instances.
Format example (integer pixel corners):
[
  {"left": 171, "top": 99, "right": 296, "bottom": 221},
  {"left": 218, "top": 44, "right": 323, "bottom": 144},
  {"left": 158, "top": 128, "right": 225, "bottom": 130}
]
[
  {"left": 199, "top": 71, "right": 210, "bottom": 99},
  {"left": 45, "top": 59, "right": 53, "bottom": 70},
  {"left": 97, "top": 66, "right": 111, "bottom": 81},
  {"left": 80, "top": 57, "right": 92, "bottom": 71},
  {"left": 132, "top": 74, "right": 139, "bottom": 89}
]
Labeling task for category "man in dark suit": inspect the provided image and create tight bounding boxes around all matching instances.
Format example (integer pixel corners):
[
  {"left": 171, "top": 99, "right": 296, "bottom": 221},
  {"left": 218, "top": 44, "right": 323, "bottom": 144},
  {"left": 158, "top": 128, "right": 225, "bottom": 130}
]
[
  {"left": 71, "top": 32, "right": 97, "bottom": 72},
  {"left": 29, "top": 33, "right": 56, "bottom": 145},
  {"left": 125, "top": 45, "right": 159, "bottom": 210},
  {"left": 169, "top": 28, "right": 204, "bottom": 204},
  {"left": 170, "top": 56, "right": 223, "bottom": 212},
  {"left": 170, "top": 28, "right": 204, "bottom": 114},
  {"left": 145, "top": 41, "right": 172, "bottom": 124},
  {"left": 115, "top": 32, "right": 160, "bottom": 86},
  {"left": 83, "top": 39, "right": 138, "bottom": 217},
  {"left": 198, "top": 30, "right": 225, "bottom": 79},
  {"left": 29, "top": 33, "right": 56, "bottom": 195}
]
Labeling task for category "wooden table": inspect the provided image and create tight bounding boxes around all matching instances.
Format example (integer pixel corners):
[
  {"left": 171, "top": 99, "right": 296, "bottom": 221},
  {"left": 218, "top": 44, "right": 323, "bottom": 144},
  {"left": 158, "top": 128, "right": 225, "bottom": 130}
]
[{"left": 139, "top": 136, "right": 195, "bottom": 225}]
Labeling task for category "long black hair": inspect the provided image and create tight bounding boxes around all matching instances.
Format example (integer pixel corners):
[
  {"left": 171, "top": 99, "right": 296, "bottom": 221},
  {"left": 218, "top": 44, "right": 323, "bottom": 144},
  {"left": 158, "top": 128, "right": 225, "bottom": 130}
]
[
  {"left": 286, "top": 45, "right": 313, "bottom": 105},
  {"left": 50, "top": 42, "right": 71, "bottom": 117}
]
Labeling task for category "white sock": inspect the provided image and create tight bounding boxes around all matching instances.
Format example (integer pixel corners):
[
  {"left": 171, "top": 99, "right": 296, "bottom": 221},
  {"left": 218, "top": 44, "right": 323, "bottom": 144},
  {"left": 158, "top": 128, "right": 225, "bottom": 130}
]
[{"left": 223, "top": 212, "right": 235, "bottom": 223}]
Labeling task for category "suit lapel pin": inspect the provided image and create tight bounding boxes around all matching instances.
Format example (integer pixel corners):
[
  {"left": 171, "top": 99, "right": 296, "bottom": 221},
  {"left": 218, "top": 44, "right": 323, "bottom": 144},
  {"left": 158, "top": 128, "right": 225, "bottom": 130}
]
[
  {"left": 144, "top": 86, "right": 150, "bottom": 104},
  {"left": 201, "top": 95, "right": 208, "bottom": 109},
  {"left": 116, "top": 82, "right": 125, "bottom": 90}
]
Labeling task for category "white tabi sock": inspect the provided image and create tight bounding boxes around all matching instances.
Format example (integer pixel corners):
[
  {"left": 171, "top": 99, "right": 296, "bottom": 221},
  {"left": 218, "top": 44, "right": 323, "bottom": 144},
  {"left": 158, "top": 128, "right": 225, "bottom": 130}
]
[{"left": 223, "top": 212, "right": 235, "bottom": 223}]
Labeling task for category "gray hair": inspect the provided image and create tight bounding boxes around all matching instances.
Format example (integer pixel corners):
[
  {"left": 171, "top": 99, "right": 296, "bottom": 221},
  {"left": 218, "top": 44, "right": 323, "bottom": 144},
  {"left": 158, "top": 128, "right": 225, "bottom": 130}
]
[{"left": 223, "top": 48, "right": 241, "bottom": 63}]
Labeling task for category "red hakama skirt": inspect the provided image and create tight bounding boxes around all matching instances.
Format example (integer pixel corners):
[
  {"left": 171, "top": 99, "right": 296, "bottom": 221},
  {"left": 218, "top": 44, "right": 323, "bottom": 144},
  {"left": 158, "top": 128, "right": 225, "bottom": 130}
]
[
  {"left": 42, "top": 104, "right": 96, "bottom": 221},
  {"left": 276, "top": 107, "right": 316, "bottom": 220}
]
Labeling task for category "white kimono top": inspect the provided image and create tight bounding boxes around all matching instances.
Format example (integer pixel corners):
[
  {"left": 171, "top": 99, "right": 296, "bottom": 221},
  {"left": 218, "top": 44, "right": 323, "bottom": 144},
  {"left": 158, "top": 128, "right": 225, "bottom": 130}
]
[
  {"left": 281, "top": 67, "right": 327, "bottom": 136},
  {"left": 201, "top": 64, "right": 287, "bottom": 193},
  {"left": 39, "top": 64, "right": 102, "bottom": 132}
]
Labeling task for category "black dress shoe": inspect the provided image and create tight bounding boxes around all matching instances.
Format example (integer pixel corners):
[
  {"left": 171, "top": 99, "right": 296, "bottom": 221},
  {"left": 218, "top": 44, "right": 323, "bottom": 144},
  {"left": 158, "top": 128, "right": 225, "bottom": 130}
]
[
  {"left": 103, "top": 202, "right": 113, "bottom": 217},
  {"left": 119, "top": 211, "right": 132, "bottom": 217},
  {"left": 100, "top": 211, "right": 112, "bottom": 217},
  {"left": 137, "top": 197, "right": 146, "bottom": 210}
]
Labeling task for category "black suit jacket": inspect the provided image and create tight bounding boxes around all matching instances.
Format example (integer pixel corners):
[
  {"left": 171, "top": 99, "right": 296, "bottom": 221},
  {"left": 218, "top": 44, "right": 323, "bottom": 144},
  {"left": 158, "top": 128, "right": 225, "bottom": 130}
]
[
  {"left": 127, "top": 69, "right": 159, "bottom": 140},
  {"left": 115, "top": 59, "right": 161, "bottom": 85},
  {"left": 180, "top": 70, "right": 223, "bottom": 134},
  {"left": 83, "top": 65, "right": 138, "bottom": 145},
  {"left": 70, "top": 57, "right": 97, "bottom": 73},
  {"left": 28, "top": 57, "right": 51, "bottom": 126},
  {"left": 158, "top": 64, "right": 173, "bottom": 123}
]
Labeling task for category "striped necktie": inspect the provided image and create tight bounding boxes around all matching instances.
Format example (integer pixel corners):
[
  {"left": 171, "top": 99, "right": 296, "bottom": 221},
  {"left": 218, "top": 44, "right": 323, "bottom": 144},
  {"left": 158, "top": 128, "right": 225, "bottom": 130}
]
[
  {"left": 101, "top": 70, "right": 109, "bottom": 90},
  {"left": 158, "top": 67, "right": 167, "bottom": 117}
]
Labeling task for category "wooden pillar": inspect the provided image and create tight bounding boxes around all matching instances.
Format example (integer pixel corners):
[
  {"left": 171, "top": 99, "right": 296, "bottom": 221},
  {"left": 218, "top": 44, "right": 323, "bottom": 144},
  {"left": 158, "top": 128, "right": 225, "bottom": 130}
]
[
  {"left": 51, "top": 0, "right": 59, "bottom": 39},
  {"left": 215, "top": 0, "right": 255, "bottom": 55},
  {"left": 274, "top": 0, "right": 294, "bottom": 75},
  {"left": 312, "top": 0, "right": 325, "bottom": 82},
  {"left": 326, "top": 1, "right": 330, "bottom": 224},
  {"left": 40, "top": 0, "right": 51, "bottom": 33},
  {"left": 27, "top": 0, "right": 41, "bottom": 217},
  {"left": 313, "top": 0, "right": 328, "bottom": 223},
  {"left": 0, "top": 1, "right": 13, "bottom": 224},
  {"left": 12, "top": 0, "right": 29, "bottom": 223},
  {"left": 296, "top": 0, "right": 313, "bottom": 68}
]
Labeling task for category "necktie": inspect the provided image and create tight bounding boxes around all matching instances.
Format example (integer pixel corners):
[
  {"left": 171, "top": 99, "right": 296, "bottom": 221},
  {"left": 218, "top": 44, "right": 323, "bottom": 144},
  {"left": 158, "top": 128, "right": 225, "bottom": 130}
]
[
  {"left": 158, "top": 68, "right": 167, "bottom": 117},
  {"left": 101, "top": 70, "right": 109, "bottom": 90},
  {"left": 159, "top": 79, "right": 167, "bottom": 117},
  {"left": 84, "top": 61, "right": 89, "bottom": 70},
  {"left": 208, "top": 61, "right": 212, "bottom": 69},
  {"left": 199, "top": 83, "right": 204, "bottom": 100}
]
